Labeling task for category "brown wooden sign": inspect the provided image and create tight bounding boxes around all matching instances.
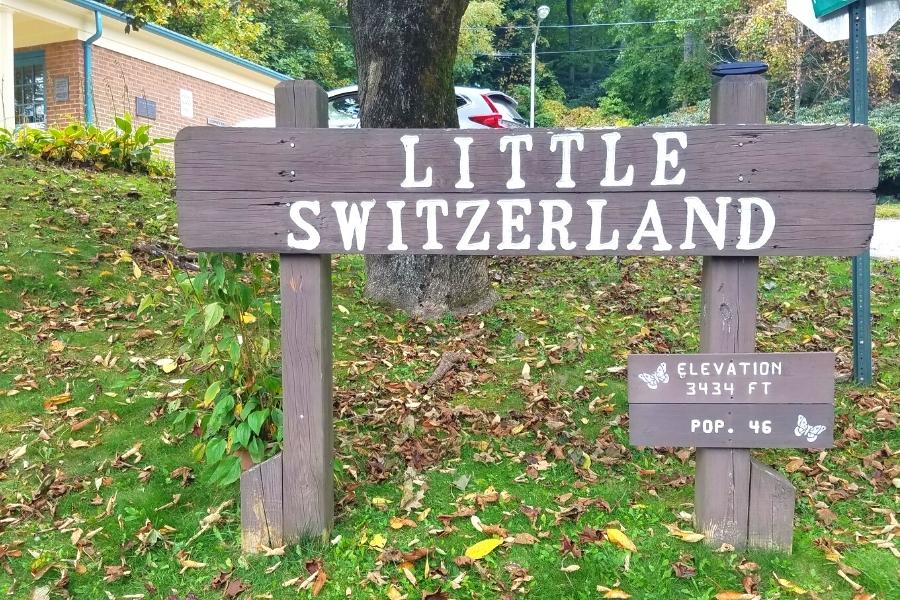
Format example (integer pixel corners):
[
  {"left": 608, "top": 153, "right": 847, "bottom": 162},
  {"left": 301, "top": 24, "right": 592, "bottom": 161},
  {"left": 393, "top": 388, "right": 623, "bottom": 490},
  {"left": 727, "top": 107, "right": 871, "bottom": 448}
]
[
  {"left": 173, "top": 78, "right": 878, "bottom": 555},
  {"left": 174, "top": 125, "right": 878, "bottom": 256},
  {"left": 628, "top": 352, "right": 835, "bottom": 448}
]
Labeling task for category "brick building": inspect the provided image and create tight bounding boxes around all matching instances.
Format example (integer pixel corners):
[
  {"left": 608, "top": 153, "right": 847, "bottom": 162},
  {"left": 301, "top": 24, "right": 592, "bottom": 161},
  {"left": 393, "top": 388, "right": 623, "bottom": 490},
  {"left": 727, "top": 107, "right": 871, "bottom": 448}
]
[{"left": 1, "top": 0, "right": 286, "bottom": 157}]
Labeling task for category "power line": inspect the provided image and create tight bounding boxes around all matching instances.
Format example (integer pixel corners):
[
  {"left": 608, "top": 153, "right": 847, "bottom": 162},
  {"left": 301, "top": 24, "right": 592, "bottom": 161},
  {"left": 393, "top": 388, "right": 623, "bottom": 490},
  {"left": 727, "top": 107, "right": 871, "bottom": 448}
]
[
  {"left": 328, "top": 13, "right": 785, "bottom": 31},
  {"left": 475, "top": 43, "right": 684, "bottom": 58},
  {"left": 501, "top": 17, "right": 711, "bottom": 30},
  {"left": 328, "top": 16, "right": 725, "bottom": 31}
]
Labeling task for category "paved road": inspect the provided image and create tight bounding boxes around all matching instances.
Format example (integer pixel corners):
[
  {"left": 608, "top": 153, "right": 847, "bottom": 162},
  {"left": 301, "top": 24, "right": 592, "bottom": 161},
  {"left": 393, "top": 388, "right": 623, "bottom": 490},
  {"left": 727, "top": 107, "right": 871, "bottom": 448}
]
[{"left": 871, "top": 219, "right": 900, "bottom": 260}]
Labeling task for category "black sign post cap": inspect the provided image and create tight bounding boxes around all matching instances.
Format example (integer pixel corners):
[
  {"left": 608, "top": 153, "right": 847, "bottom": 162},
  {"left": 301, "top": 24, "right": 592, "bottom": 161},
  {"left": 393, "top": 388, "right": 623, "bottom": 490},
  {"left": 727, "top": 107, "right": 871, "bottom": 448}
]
[{"left": 712, "top": 61, "right": 769, "bottom": 77}]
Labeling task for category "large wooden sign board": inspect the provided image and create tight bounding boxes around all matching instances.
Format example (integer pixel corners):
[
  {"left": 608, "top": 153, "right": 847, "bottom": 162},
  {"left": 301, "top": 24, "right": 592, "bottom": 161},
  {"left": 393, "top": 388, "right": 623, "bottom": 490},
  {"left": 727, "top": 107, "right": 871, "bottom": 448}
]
[
  {"left": 176, "top": 124, "right": 876, "bottom": 256},
  {"left": 174, "top": 77, "right": 878, "bottom": 554}
]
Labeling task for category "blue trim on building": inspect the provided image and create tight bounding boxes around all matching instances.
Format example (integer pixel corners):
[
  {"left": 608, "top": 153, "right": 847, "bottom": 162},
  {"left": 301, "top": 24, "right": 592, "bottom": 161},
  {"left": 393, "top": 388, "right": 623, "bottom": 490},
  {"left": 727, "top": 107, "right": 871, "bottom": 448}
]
[
  {"left": 13, "top": 50, "right": 45, "bottom": 68},
  {"left": 63, "top": 0, "right": 289, "bottom": 81}
]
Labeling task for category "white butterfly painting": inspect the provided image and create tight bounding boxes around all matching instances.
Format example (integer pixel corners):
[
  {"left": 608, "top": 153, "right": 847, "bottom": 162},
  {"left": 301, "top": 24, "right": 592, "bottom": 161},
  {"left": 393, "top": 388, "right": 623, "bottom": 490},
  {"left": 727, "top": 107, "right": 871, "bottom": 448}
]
[
  {"left": 794, "top": 414, "right": 827, "bottom": 443},
  {"left": 638, "top": 362, "right": 669, "bottom": 390}
]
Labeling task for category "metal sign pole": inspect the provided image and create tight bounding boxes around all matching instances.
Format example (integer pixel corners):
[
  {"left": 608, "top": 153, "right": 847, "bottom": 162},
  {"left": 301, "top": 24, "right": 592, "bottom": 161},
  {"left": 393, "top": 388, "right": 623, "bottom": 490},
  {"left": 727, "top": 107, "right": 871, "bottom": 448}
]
[{"left": 849, "top": 0, "right": 872, "bottom": 385}]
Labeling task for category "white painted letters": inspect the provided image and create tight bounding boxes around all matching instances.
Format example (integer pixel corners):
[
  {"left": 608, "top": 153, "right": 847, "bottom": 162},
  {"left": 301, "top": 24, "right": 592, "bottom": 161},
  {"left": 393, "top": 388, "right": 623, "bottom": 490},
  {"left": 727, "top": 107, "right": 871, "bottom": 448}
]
[
  {"left": 585, "top": 199, "right": 619, "bottom": 250},
  {"left": 651, "top": 131, "right": 687, "bottom": 186},
  {"left": 550, "top": 132, "right": 584, "bottom": 189},
  {"left": 400, "top": 135, "right": 433, "bottom": 188},
  {"left": 627, "top": 199, "right": 673, "bottom": 251},
  {"left": 681, "top": 196, "right": 731, "bottom": 250},
  {"left": 736, "top": 197, "right": 776, "bottom": 250},
  {"left": 500, "top": 134, "right": 533, "bottom": 189},
  {"left": 287, "top": 200, "right": 321, "bottom": 250},
  {"left": 416, "top": 199, "right": 448, "bottom": 250},
  {"left": 497, "top": 199, "right": 531, "bottom": 250},
  {"left": 386, "top": 200, "right": 408, "bottom": 251},
  {"left": 538, "top": 199, "right": 576, "bottom": 251},
  {"left": 456, "top": 199, "right": 491, "bottom": 251},
  {"left": 454, "top": 136, "right": 474, "bottom": 189},
  {"left": 333, "top": 200, "right": 375, "bottom": 251},
  {"left": 599, "top": 132, "right": 634, "bottom": 187}
]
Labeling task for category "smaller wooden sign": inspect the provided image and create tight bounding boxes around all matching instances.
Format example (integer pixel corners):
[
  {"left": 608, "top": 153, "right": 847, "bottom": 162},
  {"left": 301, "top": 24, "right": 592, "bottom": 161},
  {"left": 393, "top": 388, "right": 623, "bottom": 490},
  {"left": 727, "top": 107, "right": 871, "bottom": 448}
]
[{"left": 628, "top": 352, "right": 834, "bottom": 448}]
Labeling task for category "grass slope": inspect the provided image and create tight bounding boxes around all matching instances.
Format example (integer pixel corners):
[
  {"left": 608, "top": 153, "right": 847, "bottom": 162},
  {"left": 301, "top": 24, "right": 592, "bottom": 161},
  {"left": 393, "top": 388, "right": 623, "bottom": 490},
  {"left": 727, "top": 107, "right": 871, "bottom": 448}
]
[{"left": 0, "top": 160, "right": 898, "bottom": 599}]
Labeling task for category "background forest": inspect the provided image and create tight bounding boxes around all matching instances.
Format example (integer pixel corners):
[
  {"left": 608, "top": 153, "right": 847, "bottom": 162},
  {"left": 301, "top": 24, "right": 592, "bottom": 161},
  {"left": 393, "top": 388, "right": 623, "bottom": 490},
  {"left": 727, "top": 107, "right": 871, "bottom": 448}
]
[
  {"left": 105, "top": 0, "right": 899, "bottom": 192},
  {"left": 104, "top": 1, "right": 899, "bottom": 120}
]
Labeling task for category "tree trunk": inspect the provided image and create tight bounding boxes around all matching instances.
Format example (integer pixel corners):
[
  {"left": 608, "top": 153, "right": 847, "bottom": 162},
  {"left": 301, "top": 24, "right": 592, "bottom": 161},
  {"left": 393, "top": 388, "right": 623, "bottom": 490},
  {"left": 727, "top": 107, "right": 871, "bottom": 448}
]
[{"left": 349, "top": 0, "right": 497, "bottom": 319}]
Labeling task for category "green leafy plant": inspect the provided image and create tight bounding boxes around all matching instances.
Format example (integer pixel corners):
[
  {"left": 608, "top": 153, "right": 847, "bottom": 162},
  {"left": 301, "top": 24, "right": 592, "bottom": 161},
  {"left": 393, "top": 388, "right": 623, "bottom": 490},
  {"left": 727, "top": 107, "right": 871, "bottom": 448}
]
[
  {"left": 0, "top": 127, "right": 14, "bottom": 155},
  {"left": 171, "top": 253, "right": 282, "bottom": 486},
  {"left": 0, "top": 115, "right": 173, "bottom": 176}
]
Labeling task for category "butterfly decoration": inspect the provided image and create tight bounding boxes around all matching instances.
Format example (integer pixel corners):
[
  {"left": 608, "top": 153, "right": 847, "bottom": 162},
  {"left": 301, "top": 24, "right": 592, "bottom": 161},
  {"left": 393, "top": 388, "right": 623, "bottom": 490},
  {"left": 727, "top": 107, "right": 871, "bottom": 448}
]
[
  {"left": 638, "top": 362, "right": 669, "bottom": 390},
  {"left": 794, "top": 414, "right": 827, "bottom": 443}
]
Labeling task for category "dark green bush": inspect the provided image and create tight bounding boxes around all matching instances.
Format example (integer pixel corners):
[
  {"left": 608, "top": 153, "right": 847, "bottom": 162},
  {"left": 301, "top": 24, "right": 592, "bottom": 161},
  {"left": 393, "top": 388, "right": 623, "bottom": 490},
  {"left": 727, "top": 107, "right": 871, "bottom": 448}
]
[{"left": 0, "top": 114, "right": 172, "bottom": 176}]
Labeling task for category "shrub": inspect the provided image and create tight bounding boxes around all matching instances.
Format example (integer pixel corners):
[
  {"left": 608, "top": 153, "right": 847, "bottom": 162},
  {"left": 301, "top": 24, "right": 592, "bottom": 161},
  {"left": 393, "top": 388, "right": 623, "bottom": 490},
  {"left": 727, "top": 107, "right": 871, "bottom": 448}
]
[
  {"left": 539, "top": 99, "right": 568, "bottom": 127},
  {"left": 870, "top": 104, "right": 900, "bottom": 193},
  {"left": 170, "top": 253, "right": 282, "bottom": 486},
  {"left": 0, "top": 115, "right": 172, "bottom": 176},
  {"left": 554, "top": 106, "right": 601, "bottom": 128}
]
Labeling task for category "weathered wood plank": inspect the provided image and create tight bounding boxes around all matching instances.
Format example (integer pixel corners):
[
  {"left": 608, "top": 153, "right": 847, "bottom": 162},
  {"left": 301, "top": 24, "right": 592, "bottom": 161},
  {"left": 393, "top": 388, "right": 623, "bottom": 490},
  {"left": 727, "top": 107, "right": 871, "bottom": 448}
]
[
  {"left": 174, "top": 124, "right": 879, "bottom": 195},
  {"left": 696, "top": 447, "right": 752, "bottom": 547},
  {"left": 174, "top": 191, "right": 875, "bottom": 256},
  {"left": 276, "top": 80, "right": 335, "bottom": 542},
  {"left": 629, "top": 402, "right": 834, "bottom": 448},
  {"left": 695, "top": 74, "right": 764, "bottom": 551},
  {"left": 628, "top": 352, "right": 835, "bottom": 404},
  {"left": 280, "top": 254, "right": 333, "bottom": 539},
  {"left": 748, "top": 458, "right": 795, "bottom": 552},
  {"left": 240, "top": 453, "right": 283, "bottom": 552}
]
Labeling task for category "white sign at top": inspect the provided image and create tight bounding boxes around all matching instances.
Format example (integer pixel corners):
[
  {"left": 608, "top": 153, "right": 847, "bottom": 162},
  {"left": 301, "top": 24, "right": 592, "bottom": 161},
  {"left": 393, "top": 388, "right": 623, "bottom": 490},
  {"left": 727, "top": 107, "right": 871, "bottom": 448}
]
[{"left": 787, "top": 0, "right": 900, "bottom": 42}]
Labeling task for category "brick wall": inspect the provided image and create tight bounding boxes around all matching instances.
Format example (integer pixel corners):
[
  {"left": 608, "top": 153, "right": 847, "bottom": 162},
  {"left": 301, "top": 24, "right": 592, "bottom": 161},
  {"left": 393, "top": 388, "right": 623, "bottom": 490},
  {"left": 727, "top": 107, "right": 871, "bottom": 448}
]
[
  {"left": 16, "top": 41, "right": 275, "bottom": 159},
  {"left": 91, "top": 46, "right": 275, "bottom": 158},
  {"left": 16, "top": 41, "right": 85, "bottom": 126}
]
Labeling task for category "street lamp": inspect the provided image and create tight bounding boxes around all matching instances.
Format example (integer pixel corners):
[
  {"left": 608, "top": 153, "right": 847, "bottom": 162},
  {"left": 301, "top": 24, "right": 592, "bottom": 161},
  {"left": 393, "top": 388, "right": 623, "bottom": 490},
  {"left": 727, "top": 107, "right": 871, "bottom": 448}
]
[{"left": 530, "top": 5, "right": 550, "bottom": 128}]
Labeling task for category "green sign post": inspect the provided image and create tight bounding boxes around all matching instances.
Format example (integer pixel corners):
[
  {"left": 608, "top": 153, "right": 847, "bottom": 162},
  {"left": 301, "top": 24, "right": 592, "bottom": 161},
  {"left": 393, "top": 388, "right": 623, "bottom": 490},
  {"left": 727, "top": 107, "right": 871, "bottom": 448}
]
[
  {"left": 848, "top": 1, "right": 872, "bottom": 385},
  {"left": 813, "top": 0, "right": 855, "bottom": 18}
]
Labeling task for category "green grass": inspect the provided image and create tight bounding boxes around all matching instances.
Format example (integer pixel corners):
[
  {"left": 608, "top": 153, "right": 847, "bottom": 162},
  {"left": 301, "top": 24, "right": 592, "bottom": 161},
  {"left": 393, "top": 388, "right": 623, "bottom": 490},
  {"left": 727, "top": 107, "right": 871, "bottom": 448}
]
[
  {"left": 876, "top": 202, "right": 900, "bottom": 219},
  {"left": 1, "top": 159, "right": 898, "bottom": 599}
]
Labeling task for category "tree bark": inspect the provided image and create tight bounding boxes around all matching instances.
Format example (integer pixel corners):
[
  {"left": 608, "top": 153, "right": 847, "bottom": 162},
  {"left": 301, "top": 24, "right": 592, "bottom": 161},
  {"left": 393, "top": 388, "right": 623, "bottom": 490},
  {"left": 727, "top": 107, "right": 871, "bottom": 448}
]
[{"left": 349, "top": 0, "right": 497, "bottom": 319}]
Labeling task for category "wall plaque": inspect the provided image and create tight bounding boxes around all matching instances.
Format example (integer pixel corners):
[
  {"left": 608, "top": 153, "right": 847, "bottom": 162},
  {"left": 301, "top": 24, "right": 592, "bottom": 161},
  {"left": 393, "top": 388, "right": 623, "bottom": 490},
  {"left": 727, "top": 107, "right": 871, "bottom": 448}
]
[{"left": 53, "top": 77, "right": 69, "bottom": 102}]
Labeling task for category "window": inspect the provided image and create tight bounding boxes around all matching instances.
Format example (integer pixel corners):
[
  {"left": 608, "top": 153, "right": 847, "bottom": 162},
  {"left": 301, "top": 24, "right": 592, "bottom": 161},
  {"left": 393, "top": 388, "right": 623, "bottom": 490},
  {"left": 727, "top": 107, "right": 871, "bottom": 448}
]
[{"left": 14, "top": 51, "right": 46, "bottom": 127}]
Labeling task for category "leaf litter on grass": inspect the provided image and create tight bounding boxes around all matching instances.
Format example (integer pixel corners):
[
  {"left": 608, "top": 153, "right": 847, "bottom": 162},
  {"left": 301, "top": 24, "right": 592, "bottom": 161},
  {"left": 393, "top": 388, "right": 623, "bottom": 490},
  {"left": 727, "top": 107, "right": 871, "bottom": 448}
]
[{"left": 0, "top": 162, "right": 898, "bottom": 598}]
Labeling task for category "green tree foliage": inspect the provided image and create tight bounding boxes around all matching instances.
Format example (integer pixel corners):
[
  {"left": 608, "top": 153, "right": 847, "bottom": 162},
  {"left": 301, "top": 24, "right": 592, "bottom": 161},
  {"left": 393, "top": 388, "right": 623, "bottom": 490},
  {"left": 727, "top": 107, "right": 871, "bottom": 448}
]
[
  {"left": 456, "top": 1, "right": 505, "bottom": 80},
  {"left": 104, "top": 1, "right": 353, "bottom": 87},
  {"left": 104, "top": 1, "right": 900, "bottom": 127},
  {"left": 726, "top": 0, "right": 899, "bottom": 117},
  {"left": 256, "top": 0, "right": 355, "bottom": 87},
  {"left": 596, "top": 0, "right": 739, "bottom": 122},
  {"left": 107, "top": 1, "right": 267, "bottom": 60}
]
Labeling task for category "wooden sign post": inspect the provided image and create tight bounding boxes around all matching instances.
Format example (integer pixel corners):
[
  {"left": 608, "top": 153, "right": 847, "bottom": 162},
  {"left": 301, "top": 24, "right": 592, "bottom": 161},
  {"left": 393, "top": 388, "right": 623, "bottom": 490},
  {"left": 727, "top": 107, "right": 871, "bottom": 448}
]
[{"left": 174, "top": 76, "right": 877, "bottom": 553}]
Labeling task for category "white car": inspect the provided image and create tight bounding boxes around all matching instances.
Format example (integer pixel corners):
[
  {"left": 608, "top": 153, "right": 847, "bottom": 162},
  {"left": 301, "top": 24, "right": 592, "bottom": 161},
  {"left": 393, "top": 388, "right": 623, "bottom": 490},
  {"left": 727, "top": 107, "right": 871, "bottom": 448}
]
[{"left": 236, "top": 85, "right": 526, "bottom": 129}]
